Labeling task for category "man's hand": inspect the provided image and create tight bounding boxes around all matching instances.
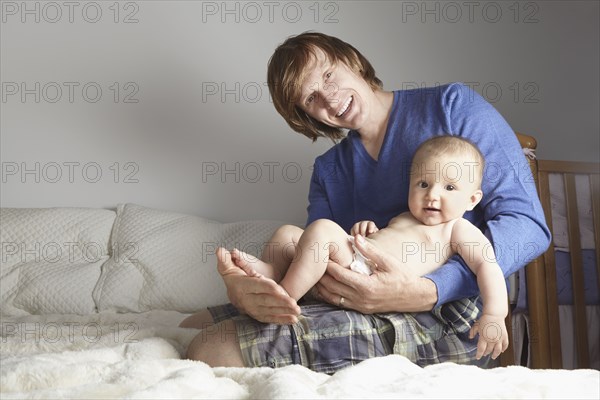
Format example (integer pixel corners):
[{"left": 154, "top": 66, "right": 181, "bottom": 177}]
[
  {"left": 315, "top": 234, "right": 438, "bottom": 313},
  {"left": 217, "top": 247, "right": 301, "bottom": 324}
]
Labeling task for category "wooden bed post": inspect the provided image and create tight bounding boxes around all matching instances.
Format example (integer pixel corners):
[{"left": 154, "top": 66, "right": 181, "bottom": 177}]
[
  {"left": 512, "top": 132, "right": 553, "bottom": 369},
  {"left": 535, "top": 169, "right": 562, "bottom": 369},
  {"left": 524, "top": 147, "right": 600, "bottom": 370},
  {"left": 537, "top": 160, "right": 600, "bottom": 369}
]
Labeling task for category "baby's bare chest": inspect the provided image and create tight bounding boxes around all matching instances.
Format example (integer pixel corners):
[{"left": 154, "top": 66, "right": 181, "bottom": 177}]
[{"left": 368, "top": 217, "right": 456, "bottom": 272}]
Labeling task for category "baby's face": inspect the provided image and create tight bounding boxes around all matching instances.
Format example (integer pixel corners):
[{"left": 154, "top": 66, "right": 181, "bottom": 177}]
[{"left": 408, "top": 151, "right": 483, "bottom": 225}]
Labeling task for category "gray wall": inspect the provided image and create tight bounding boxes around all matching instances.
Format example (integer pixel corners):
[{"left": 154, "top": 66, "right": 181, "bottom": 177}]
[{"left": 2, "top": 1, "right": 599, "bottom": 225}]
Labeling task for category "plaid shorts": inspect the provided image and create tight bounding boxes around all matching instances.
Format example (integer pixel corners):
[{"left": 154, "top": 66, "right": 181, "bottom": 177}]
[{"left": 208, "top": 297, "right": 489, "bottom": 374}]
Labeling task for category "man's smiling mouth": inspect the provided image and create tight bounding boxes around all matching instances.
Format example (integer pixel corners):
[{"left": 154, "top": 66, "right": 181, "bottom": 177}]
[{"left": 336, "top": 96, "right": 353, "bottom": 117}]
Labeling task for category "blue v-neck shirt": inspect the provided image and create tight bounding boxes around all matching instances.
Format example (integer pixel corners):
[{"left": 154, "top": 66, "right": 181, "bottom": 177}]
[{"left": 306, "top": 83, "right": 551, "bottom": 306}]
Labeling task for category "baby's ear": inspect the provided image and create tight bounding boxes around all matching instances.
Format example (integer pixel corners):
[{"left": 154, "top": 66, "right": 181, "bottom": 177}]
[{"left": 467, "top": 190, "right": 483, "bottom": 211}]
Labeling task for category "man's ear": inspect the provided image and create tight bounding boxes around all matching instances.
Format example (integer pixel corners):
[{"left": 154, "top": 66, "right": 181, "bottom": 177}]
[{"left": 467, "top": 190, "right": 483, "bottom": 211}]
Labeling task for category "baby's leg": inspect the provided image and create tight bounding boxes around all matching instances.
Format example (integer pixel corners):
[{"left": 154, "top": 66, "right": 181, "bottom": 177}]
[
  {"left": 232, "top": 224, "right": 303, "bottom": 282},
  {"left": 280, "top": 219, "right": 354, "bottom": 300}
]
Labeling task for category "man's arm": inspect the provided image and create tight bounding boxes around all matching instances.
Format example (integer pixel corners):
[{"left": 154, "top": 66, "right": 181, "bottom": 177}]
[
  {"left": 306, "top": 160, "right": 334, "bottom": 225},
  {"left": 317, "top": 84, "right": 550, "bottom": 312},
  {"left": 424, "top": 83, "right": 551, "bottom": 307}
]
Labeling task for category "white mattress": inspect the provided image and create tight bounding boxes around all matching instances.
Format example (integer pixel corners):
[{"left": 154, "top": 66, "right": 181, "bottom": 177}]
[{"left": 1, "top": 311, "right": 598, "bottom": 399}]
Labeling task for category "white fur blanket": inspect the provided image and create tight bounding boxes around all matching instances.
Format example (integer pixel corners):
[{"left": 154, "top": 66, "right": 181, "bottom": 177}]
[{"left": 1, "top": 311, "right": 598, "bottom": 399}]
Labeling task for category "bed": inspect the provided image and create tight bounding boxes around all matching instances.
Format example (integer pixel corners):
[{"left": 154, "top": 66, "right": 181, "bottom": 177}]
[
  {"left": 506, "top": 135, "right": 600, "bottom": 371},
  {"left": 1, "top": 134, "right": 599, "bottom": 399}
]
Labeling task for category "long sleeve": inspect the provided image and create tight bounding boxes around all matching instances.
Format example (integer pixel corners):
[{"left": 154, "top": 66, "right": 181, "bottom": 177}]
[
  {"left": 302, "top": 83, "right": 551, "bottom": 308},
  {"left": 425, "top": 83, "right": 551, "bottom": 306},
  {"left": 306, "top": 161, "right": 334, "bottom": 227}
]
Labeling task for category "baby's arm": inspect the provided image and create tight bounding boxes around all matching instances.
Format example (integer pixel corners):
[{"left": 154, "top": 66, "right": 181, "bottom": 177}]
[
  {"left": 451, "top": 218, "right": 509, "bottom": 360},
  {"left": 350, "top": 221, "right": 379, "bottom": 237}
]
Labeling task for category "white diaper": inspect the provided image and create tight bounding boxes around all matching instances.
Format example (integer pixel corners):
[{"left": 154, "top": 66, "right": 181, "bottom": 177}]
[{"left": 347, "top": 236, "right": 373, "bottom": 275}]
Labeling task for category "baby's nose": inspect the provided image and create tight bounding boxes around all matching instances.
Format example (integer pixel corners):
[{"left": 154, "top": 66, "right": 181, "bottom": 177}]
[{"left": 426, "top": 187, "right": 441, "bottom": 200}]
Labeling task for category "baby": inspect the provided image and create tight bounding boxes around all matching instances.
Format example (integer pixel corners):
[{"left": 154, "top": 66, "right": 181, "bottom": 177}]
[{"left": 232, "top": 135, "right": 509, "bottom": 359}]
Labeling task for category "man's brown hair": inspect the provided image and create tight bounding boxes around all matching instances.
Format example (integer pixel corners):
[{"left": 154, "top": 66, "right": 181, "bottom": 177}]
[{"left": 267, "top": 32, "right": 383, "bottom": 141}]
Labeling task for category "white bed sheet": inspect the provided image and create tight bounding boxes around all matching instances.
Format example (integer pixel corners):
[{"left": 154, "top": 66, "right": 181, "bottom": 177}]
[{"left": 1, "top": 311, "right": 598, "bottom": 399}]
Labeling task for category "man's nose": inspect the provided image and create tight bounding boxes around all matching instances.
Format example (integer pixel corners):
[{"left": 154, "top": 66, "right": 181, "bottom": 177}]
[{"left": 319, "top": 85, "right": 339, "bottom": 108}]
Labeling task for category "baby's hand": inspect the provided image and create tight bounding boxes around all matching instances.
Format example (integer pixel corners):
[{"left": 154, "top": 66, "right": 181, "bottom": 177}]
[
  {"left": 350, "top": 221, "right": 379, "bottom": 237},
  {"left": 469, "top": 313, "right": 509, "bottom": 360}
]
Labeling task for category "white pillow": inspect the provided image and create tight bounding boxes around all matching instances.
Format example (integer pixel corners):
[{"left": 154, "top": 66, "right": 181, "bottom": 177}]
[
  {"left": 0, "top": 207, "right": 115, "bottom": 316},
  {"left": 93, "top": 203, "right": 288, "bottom": 313}
]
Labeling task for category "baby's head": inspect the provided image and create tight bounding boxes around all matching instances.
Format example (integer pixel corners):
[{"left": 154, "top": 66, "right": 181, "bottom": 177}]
[
  {"left": 408, "top": 136, "right": 485, "bottom": 225},
  {"left": 412, "top": 136, "right": 485, "bottom": 187}
]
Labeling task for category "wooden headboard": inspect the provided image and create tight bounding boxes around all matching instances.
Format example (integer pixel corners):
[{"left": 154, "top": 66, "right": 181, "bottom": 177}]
[
  {"left": 504, "top": 132, "right": 600, "bottom": 369},
  {"left": 500, "top": 132, "right": 538, "bottom": 367},
  {"left": 516, "top": 132, "right": 538, "bottom": 180},
  {"left": 530, "top": 159, "right": 599, "bottom": 369}
]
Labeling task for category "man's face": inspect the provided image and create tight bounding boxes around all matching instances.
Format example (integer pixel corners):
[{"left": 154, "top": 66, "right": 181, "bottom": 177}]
[{"left": 296, "top": 48, "right": 374, "bottom": 131}]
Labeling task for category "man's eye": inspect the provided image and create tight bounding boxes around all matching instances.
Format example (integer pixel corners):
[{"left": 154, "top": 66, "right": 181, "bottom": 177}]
[
  {"left": 419, "top": 181, "right": 428, "bottom": 188},
  {"left": 445, "top": 184, "right": 456, "bottom": 191},
  {"left": 306, "top": 94, "right": 315, "bottom": 104}
]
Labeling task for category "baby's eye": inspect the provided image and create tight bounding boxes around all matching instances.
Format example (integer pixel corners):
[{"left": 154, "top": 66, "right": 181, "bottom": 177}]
[
  {"left": 326, "top": 72, "right": 332, "bottom": 79},
  {"left": 445, "top": 184, "right": 456, "bottom": 191},
  {"left": 418, "top": 181, "right": 428, "bottom": 188}
]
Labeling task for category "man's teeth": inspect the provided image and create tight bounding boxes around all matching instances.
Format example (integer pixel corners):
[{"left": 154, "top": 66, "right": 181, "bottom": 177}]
[{"left": 336, "top": 96, "right": 353, "bottom": 117}]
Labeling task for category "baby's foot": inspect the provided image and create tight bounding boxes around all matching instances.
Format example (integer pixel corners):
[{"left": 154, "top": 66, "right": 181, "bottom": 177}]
[
  {"left": 216, "top": 247, "right": 247, "bottom": 277},
  {"left": 231, "top": 248, "right": 275, "bottom": 279}
]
